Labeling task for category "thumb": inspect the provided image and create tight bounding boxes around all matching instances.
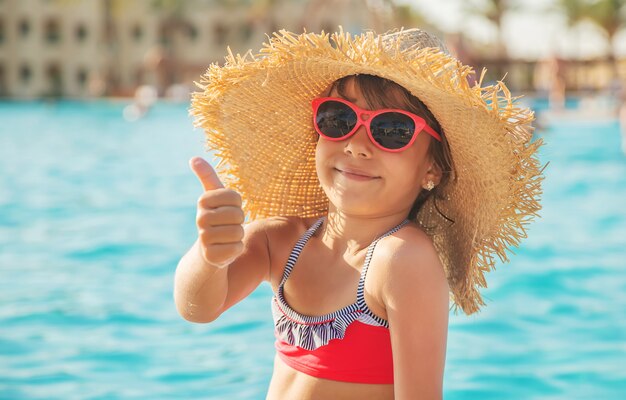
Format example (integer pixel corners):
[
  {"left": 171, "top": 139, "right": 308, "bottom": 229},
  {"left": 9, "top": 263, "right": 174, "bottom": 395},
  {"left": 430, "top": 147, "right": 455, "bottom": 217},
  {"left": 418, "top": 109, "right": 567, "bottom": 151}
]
[{"left": 189, "top": 156, "right": 224, "bottom": 191}]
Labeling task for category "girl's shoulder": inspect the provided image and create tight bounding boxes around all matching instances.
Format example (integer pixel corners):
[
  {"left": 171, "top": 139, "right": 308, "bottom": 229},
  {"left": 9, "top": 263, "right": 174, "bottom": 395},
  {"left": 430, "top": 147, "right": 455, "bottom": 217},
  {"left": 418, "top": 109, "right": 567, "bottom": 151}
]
[
  {"left": 368, "top": 221, "right": 444, "bottom": 288},
  {"left": 379, "top": 221, "right": 436, "bottom": 254},
  {"left": 362, "top": 221, "right": 447, "bottom": 321}
]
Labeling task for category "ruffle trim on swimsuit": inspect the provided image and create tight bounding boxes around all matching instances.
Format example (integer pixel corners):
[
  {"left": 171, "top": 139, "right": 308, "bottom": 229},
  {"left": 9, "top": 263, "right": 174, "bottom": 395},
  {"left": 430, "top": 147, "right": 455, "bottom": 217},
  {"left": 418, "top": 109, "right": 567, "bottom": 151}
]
[{"left": 272, "top": 297, "right": 365, "bottom": 351}]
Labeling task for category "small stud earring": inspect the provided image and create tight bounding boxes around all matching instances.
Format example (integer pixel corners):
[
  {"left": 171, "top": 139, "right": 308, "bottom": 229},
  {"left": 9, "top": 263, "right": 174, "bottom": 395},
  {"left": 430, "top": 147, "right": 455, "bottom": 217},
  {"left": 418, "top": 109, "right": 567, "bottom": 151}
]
[{"left": 424, "top": 180, "right": 435, "bottom": 191}]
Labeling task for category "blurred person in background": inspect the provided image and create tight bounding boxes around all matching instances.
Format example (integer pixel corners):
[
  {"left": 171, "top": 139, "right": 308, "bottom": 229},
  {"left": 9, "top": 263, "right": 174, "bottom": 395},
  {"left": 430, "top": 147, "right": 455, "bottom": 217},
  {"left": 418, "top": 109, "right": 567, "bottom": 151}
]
[{"left": 547, "top": 54, "right": 567, "bottom": 111}]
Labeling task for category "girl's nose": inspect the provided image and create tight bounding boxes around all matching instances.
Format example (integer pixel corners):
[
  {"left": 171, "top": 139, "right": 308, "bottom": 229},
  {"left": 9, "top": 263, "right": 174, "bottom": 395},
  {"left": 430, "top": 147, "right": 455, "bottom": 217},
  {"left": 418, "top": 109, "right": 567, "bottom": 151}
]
[{"left": 343, "top": 125, "right": 372, "bottom": 158}]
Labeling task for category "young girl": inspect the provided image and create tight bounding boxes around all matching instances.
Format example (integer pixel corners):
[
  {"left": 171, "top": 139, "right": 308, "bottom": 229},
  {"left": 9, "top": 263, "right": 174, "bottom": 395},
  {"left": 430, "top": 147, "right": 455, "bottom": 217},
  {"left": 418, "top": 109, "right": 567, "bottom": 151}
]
[{"left": 174, "top": 29, "right": 543, "bottom": 399}]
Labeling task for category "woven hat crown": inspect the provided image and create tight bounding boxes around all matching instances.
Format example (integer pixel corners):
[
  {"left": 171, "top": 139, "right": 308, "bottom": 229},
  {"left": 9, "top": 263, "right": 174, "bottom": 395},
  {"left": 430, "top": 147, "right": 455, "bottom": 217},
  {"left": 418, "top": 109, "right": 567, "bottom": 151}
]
[{"left": 380, "top": 28, "right": 449, "bottom": 55}]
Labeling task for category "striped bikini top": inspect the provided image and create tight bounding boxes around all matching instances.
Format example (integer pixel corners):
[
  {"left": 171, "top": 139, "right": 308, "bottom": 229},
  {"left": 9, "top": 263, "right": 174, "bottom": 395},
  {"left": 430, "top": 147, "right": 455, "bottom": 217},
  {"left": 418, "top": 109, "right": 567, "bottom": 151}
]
[{"left": 271, "top": 216, "right": 409, "bottom": 384}]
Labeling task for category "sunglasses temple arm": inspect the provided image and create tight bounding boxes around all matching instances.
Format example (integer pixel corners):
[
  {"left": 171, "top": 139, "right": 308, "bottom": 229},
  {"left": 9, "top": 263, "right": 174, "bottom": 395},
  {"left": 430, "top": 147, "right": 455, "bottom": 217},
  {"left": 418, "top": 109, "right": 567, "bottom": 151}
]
[{"left": 423, "top": 125, "right": 442, "bottom": 142}]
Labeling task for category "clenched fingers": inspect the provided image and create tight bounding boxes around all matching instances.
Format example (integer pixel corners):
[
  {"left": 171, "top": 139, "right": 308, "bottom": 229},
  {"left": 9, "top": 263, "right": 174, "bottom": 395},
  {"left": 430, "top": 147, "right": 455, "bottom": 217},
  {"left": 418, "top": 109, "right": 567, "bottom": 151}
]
[
  {"left": 199, "top": 224, "right": 245, "bottom": 245},
  {"left": 197, "top": 188, "right": 242, "bottom": 209},
  {"left": 196, "top": 205, "right": 245, "bottom": 227}
]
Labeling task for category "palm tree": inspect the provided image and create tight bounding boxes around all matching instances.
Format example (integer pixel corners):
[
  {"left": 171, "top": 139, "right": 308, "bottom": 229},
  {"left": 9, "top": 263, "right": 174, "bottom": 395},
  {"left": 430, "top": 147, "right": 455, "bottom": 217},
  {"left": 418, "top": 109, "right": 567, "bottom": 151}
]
[
  {"left": 558, "top": 0, "right": 590, "bottom": 25},
  {"left": 555, "top": 0, "right": 593, "bottom": 59},
  {"left": 300, "top": 0, "right": 398, "bottom": 34},
  {"left": 588, "top": 0, "right": 626, "bottom": 81},
  {"left": 465, "top": 0, "right": 516, "bottom": 58},
  {"left": 556, "top": 0, "right": 626, "bottom": 57},
  {"left": 586, "top": 0, "right": 625, "bottom": 58},
  {"left": 390, "top": 3, "right": 431, "bottom": 31},
  {"left": 556, "top": 0, "right": 625, "bottom": 79}
]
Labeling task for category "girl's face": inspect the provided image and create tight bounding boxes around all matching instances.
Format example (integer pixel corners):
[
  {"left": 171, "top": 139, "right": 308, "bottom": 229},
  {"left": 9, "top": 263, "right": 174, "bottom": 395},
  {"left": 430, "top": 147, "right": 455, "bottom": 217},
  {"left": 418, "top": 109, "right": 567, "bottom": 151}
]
[{"left": 315, "top": 78, "right": 441, "bottom": 218}]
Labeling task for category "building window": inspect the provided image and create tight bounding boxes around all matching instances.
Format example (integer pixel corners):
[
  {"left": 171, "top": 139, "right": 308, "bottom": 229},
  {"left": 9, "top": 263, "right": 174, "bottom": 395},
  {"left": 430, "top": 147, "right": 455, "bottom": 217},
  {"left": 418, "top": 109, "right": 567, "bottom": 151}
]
[
  {"left": 75, "top": 23, "right": 87, "bottom": 42},
  {"left": 132, "top": 23, "right": 143, "bottom": 41},
  {"left": 76, "top": 68, "right": 87, "bottom": 87},
  {"left": 187, "top": 24, "right": 198, "bottom": 41},
  {"left": 44, "top": 19, "right": 61, "bottom": 44},
  {"left": 158, "top": 25, "right": 169, "bottom": 46},
  {"left": 19, "top": 64, "right": 32, "bottom": 83},
  {"left": 46, "top": 64, "right": 62, "bottom": 96},
  {"left": 213, "top": 23, "right": 227, "bottom": 46},
  {"left": 240, "top": 24, "right": 252, "bottom": 42},
  {"left": 0, "top": 64, "right": 6, "bottom": 96},
  {"left": 19, "top": 19, "right": 30, "bottom": 38}
]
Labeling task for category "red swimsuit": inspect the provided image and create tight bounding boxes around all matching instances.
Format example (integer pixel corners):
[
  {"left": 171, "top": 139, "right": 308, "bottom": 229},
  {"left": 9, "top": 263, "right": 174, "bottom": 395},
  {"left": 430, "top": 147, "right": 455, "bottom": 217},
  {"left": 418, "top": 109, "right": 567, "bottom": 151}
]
[{"left": 271, "top": 217, "right": 408, "bottom": 384}]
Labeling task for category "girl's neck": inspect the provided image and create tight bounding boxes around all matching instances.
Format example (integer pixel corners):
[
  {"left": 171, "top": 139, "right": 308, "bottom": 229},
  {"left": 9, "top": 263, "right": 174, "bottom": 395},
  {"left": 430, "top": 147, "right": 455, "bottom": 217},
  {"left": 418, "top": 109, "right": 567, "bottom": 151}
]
[{"left": 318, "top": 208, "right": 409, "bottom": 257}]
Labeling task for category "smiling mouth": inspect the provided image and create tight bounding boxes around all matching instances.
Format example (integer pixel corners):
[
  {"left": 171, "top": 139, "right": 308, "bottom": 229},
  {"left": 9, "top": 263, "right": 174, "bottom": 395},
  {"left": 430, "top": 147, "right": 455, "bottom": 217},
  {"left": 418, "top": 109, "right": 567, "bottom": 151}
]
[{"left": 334, "top": 168, "right": 380, "bottom": 180}]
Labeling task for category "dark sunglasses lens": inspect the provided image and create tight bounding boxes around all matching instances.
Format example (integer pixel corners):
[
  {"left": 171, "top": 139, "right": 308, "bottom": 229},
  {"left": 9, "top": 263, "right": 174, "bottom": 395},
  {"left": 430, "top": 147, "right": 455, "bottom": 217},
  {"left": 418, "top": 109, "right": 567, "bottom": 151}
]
[
  {"left": 315, "top": 101, "right": 357, "bottom": 138},
  {"left": 370, "top": 113, "right": 415, "bottom": 150}
]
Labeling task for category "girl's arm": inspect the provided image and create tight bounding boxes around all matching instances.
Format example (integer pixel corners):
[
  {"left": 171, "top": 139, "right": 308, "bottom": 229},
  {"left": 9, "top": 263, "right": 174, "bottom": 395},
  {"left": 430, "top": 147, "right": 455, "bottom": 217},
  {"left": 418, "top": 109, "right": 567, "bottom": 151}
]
[
  {"left": 382, "top": 231, "right": 450, "bottom": 400},
  {"left": 174, "top": 219, "right": 270, "bottom": 323},
  {"left": 173, "top": 157, "right": 271, "bottom": 323}
]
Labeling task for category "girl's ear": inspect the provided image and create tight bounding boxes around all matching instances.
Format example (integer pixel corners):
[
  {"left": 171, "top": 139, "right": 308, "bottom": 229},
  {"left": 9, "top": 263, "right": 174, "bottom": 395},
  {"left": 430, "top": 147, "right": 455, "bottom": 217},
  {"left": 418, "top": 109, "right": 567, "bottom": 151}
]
[{"left": 421, "top": 161, "right": 443, "bottom": 189}]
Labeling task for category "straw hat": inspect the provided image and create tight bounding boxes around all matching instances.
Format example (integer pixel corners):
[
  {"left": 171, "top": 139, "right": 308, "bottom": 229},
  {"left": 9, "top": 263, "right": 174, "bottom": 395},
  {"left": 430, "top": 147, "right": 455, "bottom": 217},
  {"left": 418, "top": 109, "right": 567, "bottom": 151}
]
[{"left": 191, "top": 28, "right": 544, "bottom": 315}]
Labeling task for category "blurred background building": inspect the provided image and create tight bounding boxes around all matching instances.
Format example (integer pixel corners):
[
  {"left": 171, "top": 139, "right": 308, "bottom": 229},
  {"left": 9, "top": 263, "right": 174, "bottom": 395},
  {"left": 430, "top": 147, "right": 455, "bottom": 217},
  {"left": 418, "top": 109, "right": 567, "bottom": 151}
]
[
  {"left": 0, "top": 0, "right": 624, "bottom": 100},
  {"left": 0, "top": 0, "right": 407, "bottom": 98}
]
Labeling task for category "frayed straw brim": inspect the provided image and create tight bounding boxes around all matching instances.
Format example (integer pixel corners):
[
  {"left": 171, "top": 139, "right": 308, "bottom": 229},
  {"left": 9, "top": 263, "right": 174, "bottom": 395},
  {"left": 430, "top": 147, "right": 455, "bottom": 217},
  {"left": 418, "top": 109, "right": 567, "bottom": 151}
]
[{"left": 191, "top": 29, "right": 544, "bottom": 315}]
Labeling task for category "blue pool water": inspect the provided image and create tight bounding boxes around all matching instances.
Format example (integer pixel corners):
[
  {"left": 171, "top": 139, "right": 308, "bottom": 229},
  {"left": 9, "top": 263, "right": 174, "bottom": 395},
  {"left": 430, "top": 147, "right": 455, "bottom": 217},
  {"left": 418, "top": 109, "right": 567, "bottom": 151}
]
[{"left": 0, "top": 100, "right": 625, "bottom": 399}]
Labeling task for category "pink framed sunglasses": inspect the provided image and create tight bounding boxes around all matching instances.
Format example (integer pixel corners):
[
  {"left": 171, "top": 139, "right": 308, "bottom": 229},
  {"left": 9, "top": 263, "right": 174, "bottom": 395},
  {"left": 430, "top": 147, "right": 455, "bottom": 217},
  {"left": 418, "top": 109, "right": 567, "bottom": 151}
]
[{"left": 311, "top": 97, "right": 441, "bottom": 152}]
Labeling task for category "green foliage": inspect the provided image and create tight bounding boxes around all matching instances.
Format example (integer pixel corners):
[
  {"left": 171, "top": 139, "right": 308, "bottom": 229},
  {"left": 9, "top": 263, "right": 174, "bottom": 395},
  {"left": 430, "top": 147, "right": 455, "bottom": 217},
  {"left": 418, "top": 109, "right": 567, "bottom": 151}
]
[
  {"left": 465, "top": 0, "right": 520, "bottom": 28},
  {"left": 557, "top": 0, "right": 592, "bottom": 26},
  {"left": 556, "top": 0, "right": 625, "bottom": 52},
  {"left": 393, "top": 4, "right": 428, "bottom": 28},
  {"left": 586, "top": 0, "right": 626, "bottom": 36}
]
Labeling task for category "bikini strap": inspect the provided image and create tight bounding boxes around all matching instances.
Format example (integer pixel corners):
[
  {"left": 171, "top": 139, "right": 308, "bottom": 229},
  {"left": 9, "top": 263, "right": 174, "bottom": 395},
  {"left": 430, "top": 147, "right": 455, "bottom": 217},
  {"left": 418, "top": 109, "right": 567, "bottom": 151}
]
[
  {"left": 356, "top": 219, "right": 410, "bottom": 326},
  {"left": 278, "top": 217, "right": 325, "bottom": 287}
]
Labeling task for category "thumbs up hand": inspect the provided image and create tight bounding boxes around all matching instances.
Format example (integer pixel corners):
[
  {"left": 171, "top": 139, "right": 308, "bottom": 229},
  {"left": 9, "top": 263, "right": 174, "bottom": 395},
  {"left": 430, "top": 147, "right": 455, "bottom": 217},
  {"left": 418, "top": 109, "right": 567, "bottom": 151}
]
[{"left": 190, "top": 157, "right": 245, "bottom": 269}]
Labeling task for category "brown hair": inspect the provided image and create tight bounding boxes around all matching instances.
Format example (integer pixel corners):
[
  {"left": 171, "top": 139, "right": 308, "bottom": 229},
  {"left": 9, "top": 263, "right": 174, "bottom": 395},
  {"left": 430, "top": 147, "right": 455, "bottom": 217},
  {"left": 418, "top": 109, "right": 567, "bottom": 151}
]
[{"left": 327, "top": 74, "right": 456, "bottom": 222}]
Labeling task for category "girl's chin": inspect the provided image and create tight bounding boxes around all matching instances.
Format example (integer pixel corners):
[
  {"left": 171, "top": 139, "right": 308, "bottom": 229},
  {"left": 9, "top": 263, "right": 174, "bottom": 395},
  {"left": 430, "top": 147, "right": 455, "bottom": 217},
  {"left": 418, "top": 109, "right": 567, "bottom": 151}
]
[{"left": 326, "top": 199, "right": 381, "bottom": 215}]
